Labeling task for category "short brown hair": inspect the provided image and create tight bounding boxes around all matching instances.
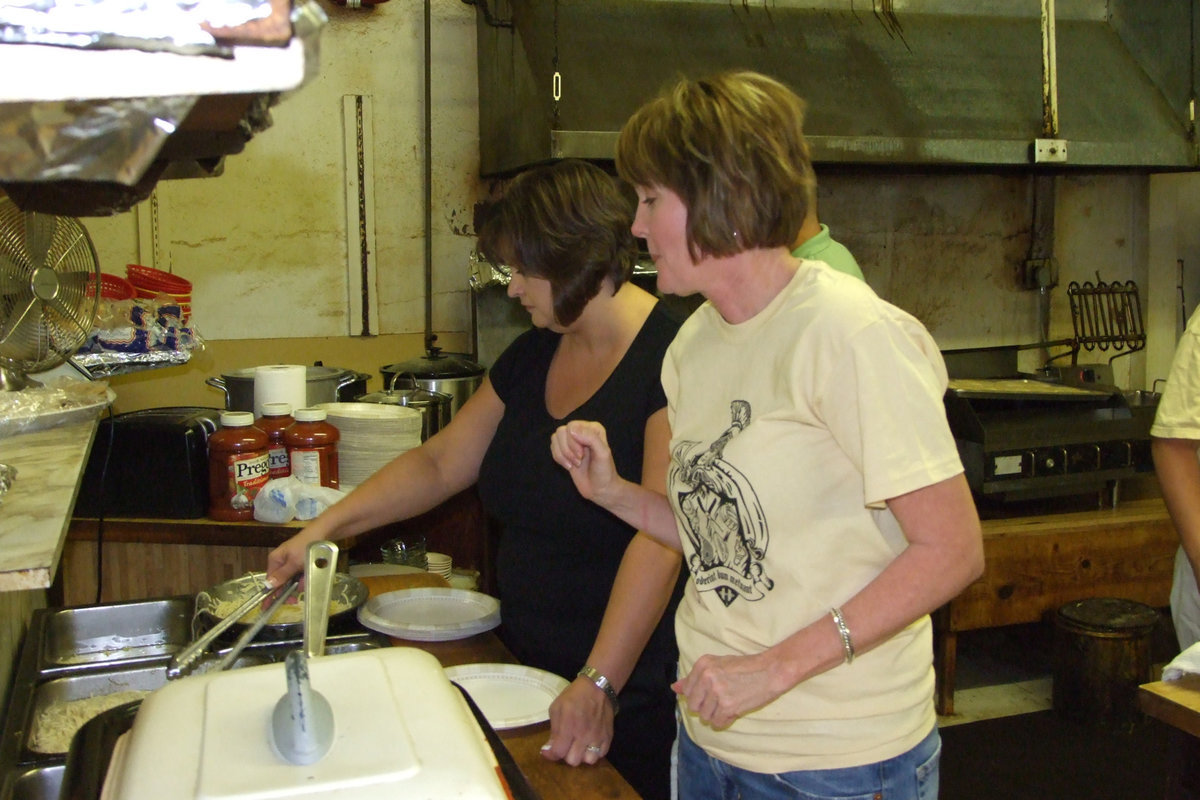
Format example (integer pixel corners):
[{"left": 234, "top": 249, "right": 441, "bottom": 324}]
[
  {"left": 477, "top": 159, "right": 637, "bottom": 326},
  {"left": 616, "top": 70, "right": 815, "bottom": 261}
]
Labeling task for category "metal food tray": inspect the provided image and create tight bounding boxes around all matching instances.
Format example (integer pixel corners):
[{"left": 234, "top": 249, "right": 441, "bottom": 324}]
[
  {"left": 18, "top": 666, "right": 175, "bottom": 760},
  {"left": 38, "top": 597, "right": 193, "bottom": 675},
  {"left": 0, "top": 763, "right": 62, "bottom": 800}
]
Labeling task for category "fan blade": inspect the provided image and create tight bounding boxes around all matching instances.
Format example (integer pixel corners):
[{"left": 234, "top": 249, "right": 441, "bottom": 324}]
[
  {"left": 24, "top": 212, "right": 55, "bottom": 269},
  {"left": 0, "top": 295, "right": 40, "bottom": 351},
  {"left": 46, "top": 294, "right": 94, "bottom": 344},
  {"left": 0, "top": 250, "right": 26, "bottom": 295},
  {"left": 48, "top": 228, "right": 89, "bottom": 273}
]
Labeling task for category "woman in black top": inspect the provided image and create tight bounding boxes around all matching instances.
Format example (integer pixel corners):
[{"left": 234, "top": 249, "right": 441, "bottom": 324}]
[{"left": 268, "top": 159, "right": 684, "bottom": 799}]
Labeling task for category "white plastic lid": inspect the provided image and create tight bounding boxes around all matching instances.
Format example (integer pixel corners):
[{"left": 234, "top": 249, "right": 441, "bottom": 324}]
[
  {"left": 219, "top": 411, "right": 256, "bottom": 427},
  {"left": 260, "top": 402, "right": 293, "bottom": 416},
  {"left": 293, "top": 407, "right": 327, "bottom": 422}
]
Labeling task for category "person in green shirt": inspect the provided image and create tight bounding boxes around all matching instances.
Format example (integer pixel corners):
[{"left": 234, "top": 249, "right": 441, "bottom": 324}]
[{"left": 792, "top": 179, "right": 864, "bottom": 280}]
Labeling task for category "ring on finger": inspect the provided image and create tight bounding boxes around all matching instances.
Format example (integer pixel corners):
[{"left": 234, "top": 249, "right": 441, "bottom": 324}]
[{"left": 585, "top": 744, "right": 603, "bottom": 755}]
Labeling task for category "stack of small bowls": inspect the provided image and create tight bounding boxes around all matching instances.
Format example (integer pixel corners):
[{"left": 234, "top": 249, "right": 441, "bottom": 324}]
[{"left": 426, "top": 552, "right": 452, "bottom": 581}]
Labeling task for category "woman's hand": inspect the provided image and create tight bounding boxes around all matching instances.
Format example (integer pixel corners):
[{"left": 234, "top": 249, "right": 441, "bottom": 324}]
[
  {"left": 550, "top": 421, "right": 619, "bottom": 504},
  {"left": 540, "top": 678, "right": 614, "bottom": 767},
  {"left": 265, "top": 528, "right": 319, "bottom": 589},
  {"left": 672, "top": 652, "right": 782, "bottom": 730}
]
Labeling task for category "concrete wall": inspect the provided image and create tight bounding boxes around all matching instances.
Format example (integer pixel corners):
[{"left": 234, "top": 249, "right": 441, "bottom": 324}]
[{"left": 68, "top": 2, "right": 1200, "bottom": 413}]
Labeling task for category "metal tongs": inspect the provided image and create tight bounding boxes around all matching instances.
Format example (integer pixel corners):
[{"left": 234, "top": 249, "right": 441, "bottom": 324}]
[
  {"left": 212, "top": 575, "right": 303, "bottom": 672},
  {"left": 167, "top": 574, "right": 301, "bottom": 680}
]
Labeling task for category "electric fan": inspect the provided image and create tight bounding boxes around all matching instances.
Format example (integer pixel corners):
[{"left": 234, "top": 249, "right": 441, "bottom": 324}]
[{"left": 0, "top": 195, "right": 100, "bottom": 391}]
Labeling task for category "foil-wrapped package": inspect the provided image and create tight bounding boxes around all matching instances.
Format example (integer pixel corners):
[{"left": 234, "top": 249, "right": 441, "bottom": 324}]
[
  {"left": 0, "top": 0, "right": 326, "bottom": 205},
  {"left": 0, "top": 0, "right": 279, "bottom": 55}
]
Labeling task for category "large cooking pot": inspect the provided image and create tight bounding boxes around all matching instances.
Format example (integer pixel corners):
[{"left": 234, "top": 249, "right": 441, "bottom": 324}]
[
  {"left": 380, "top": 347, "right": 484, "bottom": 419},
  {"left": 206, "top": 365, "right": 368, "bottom": 413},
  {"left": 355, "top": 374, "right": 452, "bottom": 442}
]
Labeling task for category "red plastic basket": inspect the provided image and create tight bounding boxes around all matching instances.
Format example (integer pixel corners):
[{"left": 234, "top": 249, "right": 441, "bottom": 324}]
[
  {"left": 126, "top": 263, "right": 192, "bottom": 294},
  {"left": 87, "top": 272, "right": 136, "bottom": 300}
]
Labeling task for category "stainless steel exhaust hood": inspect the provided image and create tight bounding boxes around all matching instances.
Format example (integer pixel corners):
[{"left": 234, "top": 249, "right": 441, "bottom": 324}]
[{"left": 474, "top": 0, "right": 1200, "bottom": 175}]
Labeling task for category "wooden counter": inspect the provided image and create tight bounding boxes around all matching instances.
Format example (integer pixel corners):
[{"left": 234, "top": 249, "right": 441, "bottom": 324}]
[
  {"left": 1140, "top": 674, "right": 1200, "bottom": 797},
  {"left": 412, "top": 632, "right": 639, "bottom": 799},
  {"left": 1141, "top": 674, "right": 1200, "bottom": 739},
  {"left": 935, "top": 497, "right": 1177, "bottom": 715}
]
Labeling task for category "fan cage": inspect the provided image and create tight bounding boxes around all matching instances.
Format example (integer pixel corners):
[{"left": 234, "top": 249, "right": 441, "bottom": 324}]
[{"left": 0, "top": 198, "right": 100, "bottom": 375}]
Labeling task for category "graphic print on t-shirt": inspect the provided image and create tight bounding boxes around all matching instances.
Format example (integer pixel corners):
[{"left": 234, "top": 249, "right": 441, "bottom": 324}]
[{"left": 670, "top": 400, "right": 773, "bottom": 607}]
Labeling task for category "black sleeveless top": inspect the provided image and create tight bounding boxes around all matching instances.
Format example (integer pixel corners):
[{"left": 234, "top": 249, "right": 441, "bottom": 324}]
[{"left": 477, "top": 303, "right": 684, "bottom": 694}]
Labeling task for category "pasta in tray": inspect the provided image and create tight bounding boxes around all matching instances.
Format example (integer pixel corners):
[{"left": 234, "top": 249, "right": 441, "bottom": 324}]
[{"left": 29, "top": 690, "right": 150, "bottom": 754}]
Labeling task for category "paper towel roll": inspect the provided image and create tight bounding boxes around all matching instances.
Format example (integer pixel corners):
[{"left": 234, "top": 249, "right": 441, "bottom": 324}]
[{"left": 253, "top": 365, "right": 307, "bottom": 419}]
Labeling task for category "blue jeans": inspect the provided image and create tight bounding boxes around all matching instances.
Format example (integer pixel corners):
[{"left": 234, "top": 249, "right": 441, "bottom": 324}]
[{"left": 676, "top": 722, "right": 941, "bottom": 800}]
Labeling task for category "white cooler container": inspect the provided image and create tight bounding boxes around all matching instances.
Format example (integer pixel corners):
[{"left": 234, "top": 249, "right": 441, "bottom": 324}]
[{"left": 99, "top": 647, "right": 510, "bottom": 800}]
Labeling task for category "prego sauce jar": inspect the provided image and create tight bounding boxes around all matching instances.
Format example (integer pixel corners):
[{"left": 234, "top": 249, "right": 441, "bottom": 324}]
[
  {"left": 208, "top": 411, "right": 270, "bottom": 521},
  {"left": 285, "top": 408, "right": 340, "bottom": 489},
  {"left": 255, "top": 402, "right": 294, "bottom": 479}
]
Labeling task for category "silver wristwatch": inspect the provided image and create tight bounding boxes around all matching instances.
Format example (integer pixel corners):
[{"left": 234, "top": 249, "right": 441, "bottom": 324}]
[{"left": 577, "top": 665, "right": 620, "bottom": 715}]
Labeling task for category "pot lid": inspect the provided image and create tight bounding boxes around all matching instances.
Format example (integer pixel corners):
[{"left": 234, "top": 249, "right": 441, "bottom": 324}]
[
  {"left": 356, "top": 387, "right": 449, "bottom": 406},
  {"left": 382, "top": 347, "right": 484, "bottom": 380},
  {"left": 223, "top": 365, "right": 355, "bottom": 382}
]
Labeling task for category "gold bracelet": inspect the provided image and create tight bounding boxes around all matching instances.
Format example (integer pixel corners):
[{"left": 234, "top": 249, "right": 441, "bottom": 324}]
[{"left": 830, "top": 607, "right": 855, "bottom": 664}]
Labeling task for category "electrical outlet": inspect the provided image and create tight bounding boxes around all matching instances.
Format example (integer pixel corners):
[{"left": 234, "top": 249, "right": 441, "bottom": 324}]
[
  {"left": 1023, "top": 257, "right": 1058, "bottom": 289},
  {"left": 1033, "top": 138, "right": 1069, "bottom": 163}
]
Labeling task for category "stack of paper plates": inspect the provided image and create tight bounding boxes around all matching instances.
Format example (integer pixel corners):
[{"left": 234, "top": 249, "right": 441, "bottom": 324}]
[{"left": 317, "top": 403, "right": 422, "bottom": 489}]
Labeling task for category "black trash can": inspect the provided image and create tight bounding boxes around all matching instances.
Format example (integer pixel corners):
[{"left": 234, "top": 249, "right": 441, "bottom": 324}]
[{"left": 1052, "top": 597, "right": 1160, "bottom": 727}]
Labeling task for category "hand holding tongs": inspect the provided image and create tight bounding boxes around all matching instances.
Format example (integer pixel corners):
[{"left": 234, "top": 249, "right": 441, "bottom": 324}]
[
  {"left": 167, "top": 575, "right": 300, "bottom": 680},
  {"left": 212, "top": 576, "right": 302, "bottom": 672}
]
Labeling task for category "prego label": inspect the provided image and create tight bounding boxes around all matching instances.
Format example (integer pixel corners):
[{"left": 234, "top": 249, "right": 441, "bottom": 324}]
[
  {"left": 267, "top": 446, "right": 290, "bottom": 478},
  {"left": 226, "top": 451, "right": 270, "bottom": 510}
]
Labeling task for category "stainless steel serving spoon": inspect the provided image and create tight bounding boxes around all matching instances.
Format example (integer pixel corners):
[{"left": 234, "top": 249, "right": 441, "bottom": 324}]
[{"left": 271, "top": 540, "right": 338, "bottom": 764}]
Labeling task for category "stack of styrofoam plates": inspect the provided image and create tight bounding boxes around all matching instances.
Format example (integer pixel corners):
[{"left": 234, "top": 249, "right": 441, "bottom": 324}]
[{"left": 317, "top": 402, "right": 422, "bottom": 489}]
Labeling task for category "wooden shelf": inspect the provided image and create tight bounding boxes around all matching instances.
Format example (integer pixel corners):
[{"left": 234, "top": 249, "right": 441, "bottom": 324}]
[{"left": 62, "top": 487, "right": 493, "bottom": 606}]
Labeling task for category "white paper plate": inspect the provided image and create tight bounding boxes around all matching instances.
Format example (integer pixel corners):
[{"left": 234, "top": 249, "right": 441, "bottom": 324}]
[
  {"left": 357, "top": 588, "right": 500, "bottom": 641},
  {"left": 444, "top": 663, "right": 569, "bottom": 730}
]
